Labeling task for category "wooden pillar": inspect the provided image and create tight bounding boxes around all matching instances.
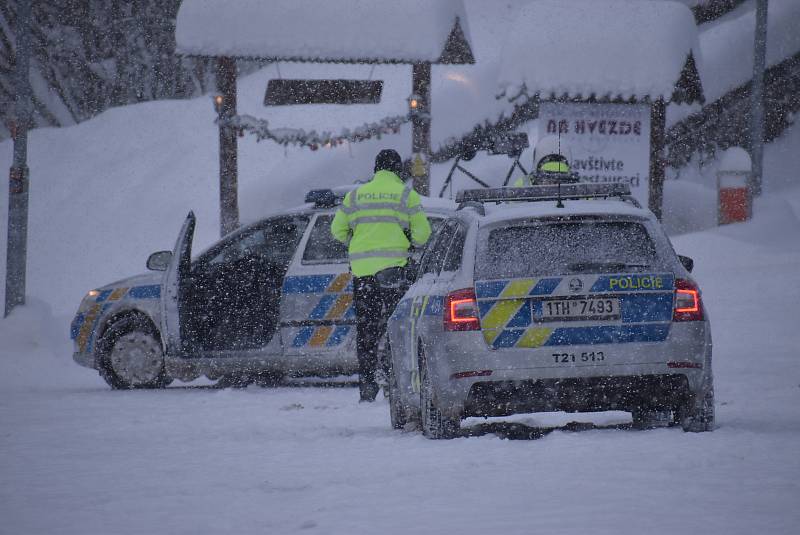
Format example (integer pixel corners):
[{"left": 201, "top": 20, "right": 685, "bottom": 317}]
[
  {"left": 749, "top": 0, "right": 768, "bottom": 197},
  {"left": 216, "top": 56, "right": 239, "bottom": 237},
  {"left": 411, "top": 62, "right": 431, "bottom": 196},
  {"left": 648, "top": 98, "right": 666, "bottom": 220},
  {"left": 5, "top": 0, "right": 32, "bottom": 317}
]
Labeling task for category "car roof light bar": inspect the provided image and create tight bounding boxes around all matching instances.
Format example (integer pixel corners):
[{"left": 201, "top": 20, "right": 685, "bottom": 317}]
[
  {"left": 304, "top": 188, "right": 344, "bottom": 208},
  {"left": 455, "top": 183, "right": 639, "bottom": 208}
]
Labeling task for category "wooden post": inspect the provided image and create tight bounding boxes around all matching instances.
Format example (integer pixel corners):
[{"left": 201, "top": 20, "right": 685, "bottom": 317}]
[
  {"left": 216, "top": 56, "right": 239, "bottom": 237},
  {"left": 749, "top": 0, "right": 768, "bottom": 197},
  {"left": 648, "top": 98, "right": 666, "bottom": 220},
  {"left": 411, "top": 62, "right": 431, "bottom": 196},
  {"left": 5, "top": 0, "right": 32, "bottom": 317}
]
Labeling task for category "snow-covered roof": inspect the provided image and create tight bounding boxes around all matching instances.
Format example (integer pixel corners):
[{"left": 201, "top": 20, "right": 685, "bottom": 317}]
[
  {"left": 498, "top": 0, "right": 702, "bottom": 102},
  {"left": 699, "top": 0, "right": 800, "bottom": 103},
  {"left": 480, "top": 199, "right": 652, "bottom": 225},
  {"left": 175, "top": 0, "right": 473, "bottom": 64}
]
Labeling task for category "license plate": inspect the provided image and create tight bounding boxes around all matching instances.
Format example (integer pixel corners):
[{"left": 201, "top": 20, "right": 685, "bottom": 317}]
[{"left": 538, "top": 297, "right": 620, "bottom": 321}]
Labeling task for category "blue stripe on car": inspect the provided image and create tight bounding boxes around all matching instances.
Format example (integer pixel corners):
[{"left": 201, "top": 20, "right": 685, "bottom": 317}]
[
  {"left": 545, "top": 324, "right": 670, "bottom": 346},
  {"left": 530, "top": 278, "right": 561, "bottom": 295},
  {"left": 292, "top": 326, "right": 315, "bottom": 347},
  {"left": 618, "top": 293, "right": 674, "bottom": 323},
  {"left": 128, "top": 285, "right": 161, "bottom": 299},
  {"left": 326, "top": 326, "right": 351, "bottom": 347},
  {"left": 309, "top": 294, "right": 337, "bottom": 320},
  {"left": 283, "top": 275, "right": 335, "bottom": 294}
]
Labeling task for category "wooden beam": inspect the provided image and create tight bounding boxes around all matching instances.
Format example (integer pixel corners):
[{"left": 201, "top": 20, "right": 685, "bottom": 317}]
[
  {"left": 216, "top": 56, "right": 239, "bottom": 237},
  {"left": 264, "top": 79, "right": 383, "bottom": 106},
  {"left": 649, "top": 98, "right": 666, "bottom": 220}
]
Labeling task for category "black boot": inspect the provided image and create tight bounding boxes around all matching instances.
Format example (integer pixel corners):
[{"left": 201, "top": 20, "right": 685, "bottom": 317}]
[{"left": 359, "top": 380, "right": 379, "bottom": 402}]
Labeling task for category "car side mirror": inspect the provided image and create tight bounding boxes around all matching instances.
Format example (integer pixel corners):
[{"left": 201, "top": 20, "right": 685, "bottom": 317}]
[
  {"left": 147, "top": 250, "right": 173, "bottom": 271},
  {"left": 678, "top": 255, "right": 694, "bottom": 273}
]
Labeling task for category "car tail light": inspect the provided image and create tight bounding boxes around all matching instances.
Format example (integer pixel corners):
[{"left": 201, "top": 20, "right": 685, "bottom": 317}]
[
  {"left": 673, "top": 279, "right": 704, "bottom": 321},
  {"left": 444, "top": 288, "right": 481, "bottom": 331}
]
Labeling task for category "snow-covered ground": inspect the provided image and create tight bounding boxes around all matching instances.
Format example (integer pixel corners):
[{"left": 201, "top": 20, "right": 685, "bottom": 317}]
[{"left": 1, "top": 186, "right": 799, "bottom": 533}]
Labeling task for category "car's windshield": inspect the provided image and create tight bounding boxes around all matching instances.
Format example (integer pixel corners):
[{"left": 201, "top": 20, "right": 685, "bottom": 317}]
[{"left": 475, "top": 219, "right": 662, "bottom": 279}]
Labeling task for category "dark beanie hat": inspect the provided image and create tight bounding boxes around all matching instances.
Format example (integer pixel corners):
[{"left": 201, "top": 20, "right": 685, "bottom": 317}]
[{"left": 374, "top": 149, "right": 403, "bottom": 174}]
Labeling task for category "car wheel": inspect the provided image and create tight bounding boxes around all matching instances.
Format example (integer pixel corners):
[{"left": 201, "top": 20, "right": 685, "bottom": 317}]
[
  {"left": 679, "top": 387, "right": 715, "bottom": 432},
  {"left": 419, "top": 346, "right": 459, "bottom": 439},
  {"left": 382, "top": 337, "right": 407, "bottom": 429},
  {"left": 388, "top": 362, "right": 407, "bottom": 430},
  {"left": 99, "top": 315, "right": 170, "bottom": 389}
]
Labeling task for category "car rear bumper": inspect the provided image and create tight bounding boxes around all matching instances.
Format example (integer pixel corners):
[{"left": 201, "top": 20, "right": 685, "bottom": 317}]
[
  {"left": 463, "top": 373, "right": 691, "bottom": 418},
  {"left": 425, "top": 321, "right": 711, "bottom": 418}
]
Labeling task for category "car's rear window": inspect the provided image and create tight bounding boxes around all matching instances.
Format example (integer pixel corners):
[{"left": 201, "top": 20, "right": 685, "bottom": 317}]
[{"left": 476, "top": 219, "right": 660, "bottom": 279}]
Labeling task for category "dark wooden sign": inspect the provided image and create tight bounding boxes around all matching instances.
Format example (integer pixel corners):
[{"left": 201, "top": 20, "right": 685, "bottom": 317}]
[{"left": 264, "top": 79, "right": 383, "bottom": 106}]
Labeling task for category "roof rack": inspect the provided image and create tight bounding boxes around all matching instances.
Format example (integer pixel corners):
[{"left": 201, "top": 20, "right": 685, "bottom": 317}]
[{"left": 455, "top": 183, "right": 641, "bottom": 210}]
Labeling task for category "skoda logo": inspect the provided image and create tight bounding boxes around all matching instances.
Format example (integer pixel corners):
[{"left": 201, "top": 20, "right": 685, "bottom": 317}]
[{"left": 569, "top": 278, "right": 583, "bottom": 293}]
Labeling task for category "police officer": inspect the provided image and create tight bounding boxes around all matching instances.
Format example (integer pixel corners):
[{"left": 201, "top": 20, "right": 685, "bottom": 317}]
[
  {"left": 514, "top": 134, "right": 572, "bottom": 187},
  {"left": 331, "top": 149, "right": 432, "bottom": 402}
]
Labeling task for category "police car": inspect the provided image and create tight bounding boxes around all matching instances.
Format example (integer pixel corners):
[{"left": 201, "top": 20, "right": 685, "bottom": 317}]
[
  {"left": 70, "top": 187, "right": 453, "bottom": 389},
  {"left": 385, "top": 183, "right": 714, "bottom": 438}
]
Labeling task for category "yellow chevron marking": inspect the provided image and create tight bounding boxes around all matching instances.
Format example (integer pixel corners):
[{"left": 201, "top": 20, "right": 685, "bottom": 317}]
[
  {"left": 482, "top": 329, "right": 502, "bottom": 346},
  {"left": 327, "top": 273, "right": 351, "bottom": 293},
  {"left": 409, "top": 295, "right": 431, "bottom": 393},
  {"left": 500, "top": 279, "right": 536, "bottom": 299},
  {"left": 481, "top": 298, "right": 525, "bottom": 329},
  {"left": 326, "top": 294, "right": 353, "bottom": 319},
  {"left": 309, "top": 326, "right": 333, "bottom": 347},
  {"left": 77, "top": 304, "right": 101, "bottom": 352},
  {"left": 108, "top": 287, "right": 128, "bottom": 301},
  {"left": 516, "top": 327, "right": 553, "bottom": 348}
]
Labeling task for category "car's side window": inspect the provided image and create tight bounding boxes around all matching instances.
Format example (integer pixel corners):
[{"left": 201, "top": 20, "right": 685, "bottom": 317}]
[
  {"left": 302, "top": 214, "right": 348, "bottom": 264},
  {"left": 198, "top": 216, "right": 309, "bottom": 270},
  {"left": 420, "top": 219, "right": 457, "bottom": 277},
  {"left": 258, "top": 216, "right": 310, "bottom": 266},
  {"left": 204, "top": 230, "right": 261, "bottom": 267},
  {"left": 442, "top": 224, "right": 466, "bottom": 273}
]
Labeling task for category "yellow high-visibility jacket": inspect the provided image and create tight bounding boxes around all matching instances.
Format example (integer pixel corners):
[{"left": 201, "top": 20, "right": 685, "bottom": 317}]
[{"left": 331, "top": 170, "right": 431, "bottom": 277}]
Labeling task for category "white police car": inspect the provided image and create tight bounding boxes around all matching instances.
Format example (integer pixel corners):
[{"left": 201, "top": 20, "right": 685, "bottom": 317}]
[
  {"left": 70, "top": 188, "right": 453, "bottom": 388},
  {"left": 385, "top": 184, "right": 713, "bottom": 437}
]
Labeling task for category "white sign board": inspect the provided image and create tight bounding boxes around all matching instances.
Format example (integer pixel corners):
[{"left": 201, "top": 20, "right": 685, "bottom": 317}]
[{"left": 538, "top": 102, "right": 651, "bottom": 207}]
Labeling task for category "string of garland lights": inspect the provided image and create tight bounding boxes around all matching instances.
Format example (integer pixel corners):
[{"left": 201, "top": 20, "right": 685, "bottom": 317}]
[{"left": 220, "top": 113, "right": 415, "bottom": 150}]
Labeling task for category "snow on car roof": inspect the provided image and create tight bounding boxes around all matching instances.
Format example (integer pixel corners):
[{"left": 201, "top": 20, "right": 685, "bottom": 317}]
[
  {"left": 478, "top": 198, "right": 653, "bottom": 226},
  {"left": 498, "top": 0, "right": 700, "bottom": 101},
  {"left": 175, "top": 0, "right": 472, "bottom": 63}
]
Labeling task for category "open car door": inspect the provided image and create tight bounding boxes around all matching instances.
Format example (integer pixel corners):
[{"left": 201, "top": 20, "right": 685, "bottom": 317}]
[{"left": 161, "top": 211, "right": 195, "bottom": 356}]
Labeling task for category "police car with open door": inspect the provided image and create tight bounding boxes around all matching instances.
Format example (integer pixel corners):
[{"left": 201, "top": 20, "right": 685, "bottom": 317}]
[
  {"left": 70, "top": 188, "right": 453, "bottom": 388},
  {"left": 385, "top": 183, "right": 713, "bottom": 438}
]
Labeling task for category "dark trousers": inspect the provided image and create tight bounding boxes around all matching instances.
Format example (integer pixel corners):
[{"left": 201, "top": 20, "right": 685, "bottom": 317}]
[{"left": 352, "top": 273, "right": 406, "bottom": 387}]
